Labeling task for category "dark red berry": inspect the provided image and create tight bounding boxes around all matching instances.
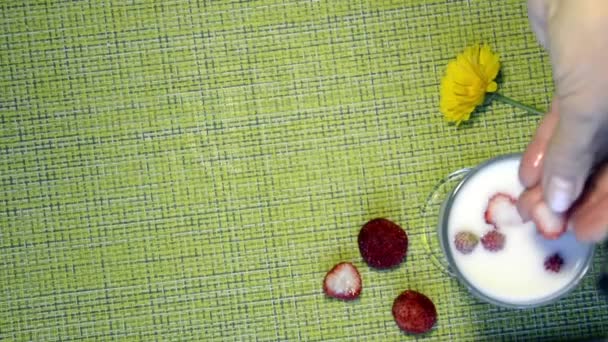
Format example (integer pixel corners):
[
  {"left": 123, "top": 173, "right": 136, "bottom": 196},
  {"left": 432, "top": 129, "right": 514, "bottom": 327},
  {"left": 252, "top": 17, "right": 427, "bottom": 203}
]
[
  {"left": 392, "top": 290, "right": 437, "bottom": 334},
  {"left": 358, "top": 218, "right": 408, "bottom": 269},
  {"left": 544, "top": 253, "right": 564, "bottom": 273}
]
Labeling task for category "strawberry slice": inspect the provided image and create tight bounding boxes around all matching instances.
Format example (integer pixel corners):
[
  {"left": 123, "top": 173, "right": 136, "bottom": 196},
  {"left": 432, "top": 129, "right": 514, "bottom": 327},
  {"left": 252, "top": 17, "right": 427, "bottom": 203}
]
[
  {"left": 532, "top": 203, "right": 567, "bottom": 240},
  {"left": 484, "top": 193, "right": 522, "bottom": 227},
  {"left": 323, "top": 262, "right": 362, "bottom": 300}
]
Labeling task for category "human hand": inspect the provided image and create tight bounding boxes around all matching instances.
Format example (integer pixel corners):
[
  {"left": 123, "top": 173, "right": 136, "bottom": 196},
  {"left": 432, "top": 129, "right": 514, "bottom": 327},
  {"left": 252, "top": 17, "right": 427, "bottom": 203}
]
[
  {"left": 518, "top": 104, "right": 608, "bottom": 242},
  {"left": 518, "top": 0, "right": 608, "bottom": 242}
]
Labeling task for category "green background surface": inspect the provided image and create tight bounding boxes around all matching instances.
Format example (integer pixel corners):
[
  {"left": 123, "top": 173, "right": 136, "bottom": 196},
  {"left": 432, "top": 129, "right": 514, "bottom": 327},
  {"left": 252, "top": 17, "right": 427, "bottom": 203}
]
[{"left": 1, "top": 0, "right": 607, "bottom": 341}]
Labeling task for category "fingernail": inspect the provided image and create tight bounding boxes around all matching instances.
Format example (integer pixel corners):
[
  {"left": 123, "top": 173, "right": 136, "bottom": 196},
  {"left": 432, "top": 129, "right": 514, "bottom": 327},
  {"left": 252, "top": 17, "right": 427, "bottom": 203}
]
[{"left": 546, "top": 177, "right": 574, "bottom": 213}]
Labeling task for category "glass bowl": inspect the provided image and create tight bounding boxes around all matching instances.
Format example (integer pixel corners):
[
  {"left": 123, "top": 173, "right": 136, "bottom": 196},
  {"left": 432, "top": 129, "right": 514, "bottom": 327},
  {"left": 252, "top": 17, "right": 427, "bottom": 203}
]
[{"left": 422, "top": 153, "right": 595, "bottom": 309}]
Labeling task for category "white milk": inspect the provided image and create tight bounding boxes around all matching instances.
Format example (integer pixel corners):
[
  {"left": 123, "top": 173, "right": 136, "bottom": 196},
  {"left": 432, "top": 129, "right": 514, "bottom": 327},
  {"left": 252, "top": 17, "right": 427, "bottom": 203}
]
[{"left": 447, "top": 157, "right": 593, "bottom": 306}]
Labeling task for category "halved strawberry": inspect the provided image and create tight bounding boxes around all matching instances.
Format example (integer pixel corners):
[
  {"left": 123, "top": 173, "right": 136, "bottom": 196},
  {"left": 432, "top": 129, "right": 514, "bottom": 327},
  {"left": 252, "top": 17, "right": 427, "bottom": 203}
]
[
  {"left": 532, "top": 203, "right": 567, "bottom": 240},
  {"left": 323, "top": 262, "right": 362, "bottom": 300},
  {"left": 484, "top": 193, "right": 522, "bottom": 227}
]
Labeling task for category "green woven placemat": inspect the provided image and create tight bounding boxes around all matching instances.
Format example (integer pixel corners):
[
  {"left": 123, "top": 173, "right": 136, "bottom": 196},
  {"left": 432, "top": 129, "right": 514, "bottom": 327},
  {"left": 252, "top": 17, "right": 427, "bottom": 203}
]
[{"left": 1, "top": 0, "right": 607, "bottom": 340}]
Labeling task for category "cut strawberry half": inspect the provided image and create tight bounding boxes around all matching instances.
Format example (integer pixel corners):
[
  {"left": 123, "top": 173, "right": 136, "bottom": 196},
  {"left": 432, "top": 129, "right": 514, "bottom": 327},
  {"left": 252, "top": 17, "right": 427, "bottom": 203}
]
[
  {"left": 323, "top": 262, "right": 362, "bottom": 301},
  {"left": 484, "top": 193, "right": 522, "bottom": 227},
  {"left": 532, "top": 203, "right": 567, "bottom": 240}
]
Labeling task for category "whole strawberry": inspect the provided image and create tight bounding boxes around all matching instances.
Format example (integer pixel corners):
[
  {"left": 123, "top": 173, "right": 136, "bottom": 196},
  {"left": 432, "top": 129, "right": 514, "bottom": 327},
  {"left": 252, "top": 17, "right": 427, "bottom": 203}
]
[
  {"left": 358, "top": 218, "right": 408, "bottom": 269},
  {"left": 480, "top": 230, "right": 505, "bottom": 252},
  {"left": 544, "top": 253, "right": 564, "bottom": 273},
  {"left": 453, "top": 231, "right": 479, "bottom": 255},
  {"left": 392, "top": 290, "right": 437, "bottom": 334}
]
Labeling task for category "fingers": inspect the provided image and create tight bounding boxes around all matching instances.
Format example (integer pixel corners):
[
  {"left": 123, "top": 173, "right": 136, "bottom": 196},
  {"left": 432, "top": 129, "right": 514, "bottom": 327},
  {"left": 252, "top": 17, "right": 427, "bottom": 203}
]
[
  {"left": 518, "top": 165, "right": 608, "bottom": 243},
  {"left": 572, "top": 195, "right": 608, "bottom": 242},
  {"left": 541, "top": 0, "right": 608, "bottom": 213},
  {"left": 541, "top": 98, "right": 596, "bottom": 213},
  {"left": 519, "top": 103, "right": 560, "bottom": 188},
  {"left": 517, "top": 185, "right": 567, "bottom": 240},
  {"left": 517, "top": 185, "right": 543, "bottom": 222},
  {"left": 520, "top": 150, "right": 608, "bottom": 243},
  {"left": 524, "top": 0, "right": 608, "bottom": 241},
  {"left": 531, "top": 202, "right": 567, "bottom": 240},
  {"left": 571, "top": 166, "right": 608, "bottom": 242}
]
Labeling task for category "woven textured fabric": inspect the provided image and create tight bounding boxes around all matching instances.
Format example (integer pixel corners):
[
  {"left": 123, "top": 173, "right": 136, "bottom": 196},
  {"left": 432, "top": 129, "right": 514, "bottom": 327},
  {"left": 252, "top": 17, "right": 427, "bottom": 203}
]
[{"left": 1, "top": 0, "right": 607, "bottom": 340}]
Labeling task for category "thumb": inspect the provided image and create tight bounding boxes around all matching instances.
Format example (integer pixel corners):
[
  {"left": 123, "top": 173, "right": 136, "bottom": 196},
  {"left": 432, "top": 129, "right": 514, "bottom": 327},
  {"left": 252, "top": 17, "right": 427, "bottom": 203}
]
[
  {"left": 541, "top": 0, "right": 608, "bottom": 213},
  {"left": 542, "top": 98, "right": 598, "bottom": 213}
]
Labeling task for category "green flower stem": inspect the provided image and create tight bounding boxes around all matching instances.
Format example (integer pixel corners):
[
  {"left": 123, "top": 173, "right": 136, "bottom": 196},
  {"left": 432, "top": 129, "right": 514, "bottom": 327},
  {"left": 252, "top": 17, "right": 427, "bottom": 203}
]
[{"left": 493, "top": 93, "right": 544, "bottom": 115}]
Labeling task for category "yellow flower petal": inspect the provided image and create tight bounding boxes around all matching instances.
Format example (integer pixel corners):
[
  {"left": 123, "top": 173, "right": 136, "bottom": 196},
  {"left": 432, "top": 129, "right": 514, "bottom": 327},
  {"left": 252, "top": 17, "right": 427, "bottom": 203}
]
[
  {"left": 439, "top": 44, "right": 501, "bottom": 125},
  {"left": 486, "top": 81, "right": 497, "bottom": 93}
]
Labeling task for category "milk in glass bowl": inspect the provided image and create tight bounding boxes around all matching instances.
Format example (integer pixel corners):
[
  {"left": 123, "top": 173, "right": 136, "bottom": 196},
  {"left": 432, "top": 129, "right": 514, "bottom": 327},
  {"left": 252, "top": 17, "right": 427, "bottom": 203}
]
[{"left": 426, "top": 153, "right": 594, "bottom": 309}]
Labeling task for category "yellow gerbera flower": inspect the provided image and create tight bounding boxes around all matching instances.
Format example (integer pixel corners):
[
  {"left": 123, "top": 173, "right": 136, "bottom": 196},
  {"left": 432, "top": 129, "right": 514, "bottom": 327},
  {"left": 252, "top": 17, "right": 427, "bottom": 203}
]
[
  {"left": 440, "top": 44, "right": 501, "bottom": 125},
  {"left": 439, "top": 44, "right": 544, "bottom": 125}
]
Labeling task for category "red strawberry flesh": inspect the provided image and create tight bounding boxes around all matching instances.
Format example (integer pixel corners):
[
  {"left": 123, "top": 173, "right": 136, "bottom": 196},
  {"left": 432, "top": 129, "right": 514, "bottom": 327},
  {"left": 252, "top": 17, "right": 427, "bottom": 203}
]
[
  {"left": 392, "top": 290, "right": 437, "bottom": 334},
  {"left": 323, "top": 262, "right": 362, "bottom": 300},
  {"left": 484, "top": 193, "right": 522, "bottom": 227},
  {"left": 532, "top": 203, "right": 567, "bottom": 240},
  {"left": 358, "top": 218, "right": 408, "bottom": 269}
]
